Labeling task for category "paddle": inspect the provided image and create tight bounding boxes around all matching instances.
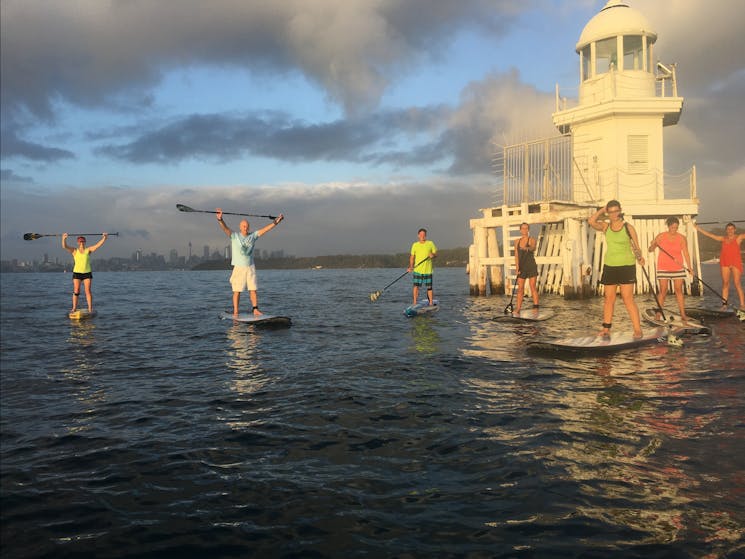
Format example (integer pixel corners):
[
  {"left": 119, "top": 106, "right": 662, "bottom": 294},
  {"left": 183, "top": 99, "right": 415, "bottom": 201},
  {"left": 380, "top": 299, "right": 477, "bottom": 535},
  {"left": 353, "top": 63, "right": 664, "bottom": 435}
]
[
  {"left": 656, "top": 243, "right": 744, "bottom": 321},
  {"left": 625, "top": 224, "right": 682, "bottom": 345},
  {"left": 654, "top": 243, "right": 725, "bottom": 304},
  {"left": 504, "top": 279, "right": 519, "bottom": 314},
  {"left": 369, "top": 257, "right": 430, "bottom": 302},
  {"left": 176, "top": 203, "right": 277, "bottom": 220},
  {"left": 24, "top": 232, "right": 119, "bottom": 241},
  {"left": 504, "top": 243, "right": 526, "bottom": 314}
]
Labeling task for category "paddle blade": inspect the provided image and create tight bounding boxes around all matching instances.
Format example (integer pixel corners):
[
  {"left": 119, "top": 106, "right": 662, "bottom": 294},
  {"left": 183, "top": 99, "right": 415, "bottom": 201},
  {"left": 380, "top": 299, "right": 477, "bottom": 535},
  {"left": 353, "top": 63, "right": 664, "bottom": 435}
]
[
  {"left": 504, "top": 304, "right": 513, "bottom": 314},
  {"left": 23, "top": 233, "right": 39, "bottom": 241},
  {"left": 370, "top": 291, "right": 381, "bottom": 302},
  {"left": 666, "top": 333, "right": 684, "bottom": 347},
  {"left": 736, "top": 309, "right": 745, "bottom": 322},
  {"left": 176, "top": 204, "right": 195, "bottom": 212}
]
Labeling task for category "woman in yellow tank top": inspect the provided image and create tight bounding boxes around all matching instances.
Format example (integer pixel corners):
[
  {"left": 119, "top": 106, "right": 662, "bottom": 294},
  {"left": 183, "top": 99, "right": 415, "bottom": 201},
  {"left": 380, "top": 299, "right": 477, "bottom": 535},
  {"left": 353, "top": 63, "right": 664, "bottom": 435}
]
[{"left": 62, "top": 233, "right": 109, "bottom": 312}]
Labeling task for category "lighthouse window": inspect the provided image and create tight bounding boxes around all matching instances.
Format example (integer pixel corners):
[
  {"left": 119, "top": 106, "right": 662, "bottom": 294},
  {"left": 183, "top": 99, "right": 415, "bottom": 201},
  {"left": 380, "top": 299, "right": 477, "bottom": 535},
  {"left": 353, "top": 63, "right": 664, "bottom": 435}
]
[
  {"left": 627, "top": 135, "right": 649, "bottom": 172},
  {"left": 595, "top": 37, "right": 617, "bottom": 75},
  {"left": 581, "top": 45, "right": 591, "bottom": 81},
  {"left": 623, "top": 36, "right": 644, "bottom": 71}
]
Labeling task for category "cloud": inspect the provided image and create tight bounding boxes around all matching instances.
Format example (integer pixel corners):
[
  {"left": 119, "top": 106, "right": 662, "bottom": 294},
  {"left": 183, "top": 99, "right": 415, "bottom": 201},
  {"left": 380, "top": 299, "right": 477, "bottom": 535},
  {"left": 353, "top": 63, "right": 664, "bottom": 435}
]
[
  {"left": 0, "top": 180, "right": 495, "bottom": 261},
  {"left": 0, "top": 128, "right": 76, "bottom": 162},
  {"left": 0, "top": 169, "right": 34, "bottom": 183},
  {"left": 1, "top": 0, "right": 520, "bottom": 121},
  {"left": 91, "top": 70, "right": 556, "bottom": 177},
  {"left": 96, "top": 106, "right": 452, "bottom": 166},
  {"left": 633, "top": 1, "right": 745, "bottom": 178}
]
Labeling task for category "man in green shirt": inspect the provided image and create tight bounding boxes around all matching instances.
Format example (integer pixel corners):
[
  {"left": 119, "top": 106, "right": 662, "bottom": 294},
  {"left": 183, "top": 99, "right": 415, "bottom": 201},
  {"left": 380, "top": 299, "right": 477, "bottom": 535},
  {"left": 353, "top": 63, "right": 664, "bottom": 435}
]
[{"left": 408, "top": 228, "right": 437, "bottom": 306}]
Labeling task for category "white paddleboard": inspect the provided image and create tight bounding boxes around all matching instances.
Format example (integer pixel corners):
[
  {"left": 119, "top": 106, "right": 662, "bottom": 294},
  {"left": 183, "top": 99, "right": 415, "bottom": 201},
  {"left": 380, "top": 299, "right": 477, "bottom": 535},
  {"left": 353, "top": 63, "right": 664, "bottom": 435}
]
[
  {"left": 643, "top": 308, "right": 710, "bottom": 335},
  {"left": 68, "top": 309, "right": 97, "bottom": 320},
  {"left": 527, "top": 327, "right": 672, "bottom": 354},
  {"left": 404, "top": 299, "right": 439, "bottom": 317},
  {"left": 219, "top": 311, "right": 291, "bottom": 327},
  {"left": 494, "top": 308, "right": 554, "bottom": 322}
]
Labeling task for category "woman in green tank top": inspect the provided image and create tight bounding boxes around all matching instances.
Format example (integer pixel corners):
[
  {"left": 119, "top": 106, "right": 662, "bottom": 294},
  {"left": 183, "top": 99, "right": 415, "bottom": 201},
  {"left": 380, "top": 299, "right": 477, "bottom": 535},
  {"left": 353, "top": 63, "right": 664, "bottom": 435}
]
[{"left": 588, "top": 200, "right": 644, "bottom": 338}]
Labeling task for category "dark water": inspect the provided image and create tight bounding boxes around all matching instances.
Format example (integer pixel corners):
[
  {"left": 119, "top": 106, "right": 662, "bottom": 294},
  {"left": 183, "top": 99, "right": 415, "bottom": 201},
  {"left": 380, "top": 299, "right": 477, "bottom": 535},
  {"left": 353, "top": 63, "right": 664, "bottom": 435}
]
[{"left": 1, "top": 267, "right": 743, "bottom": 558}]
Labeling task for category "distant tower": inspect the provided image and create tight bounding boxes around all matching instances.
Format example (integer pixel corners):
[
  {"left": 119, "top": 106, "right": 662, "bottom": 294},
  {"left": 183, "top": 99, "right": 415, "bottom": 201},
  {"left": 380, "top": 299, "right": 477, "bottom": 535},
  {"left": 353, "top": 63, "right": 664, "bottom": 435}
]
[
  {"left": 553, "top": 0, "right": 683, "bottom": 204},
  {"left": 188, "top": 241, "right": 192, "bottom": 261}
]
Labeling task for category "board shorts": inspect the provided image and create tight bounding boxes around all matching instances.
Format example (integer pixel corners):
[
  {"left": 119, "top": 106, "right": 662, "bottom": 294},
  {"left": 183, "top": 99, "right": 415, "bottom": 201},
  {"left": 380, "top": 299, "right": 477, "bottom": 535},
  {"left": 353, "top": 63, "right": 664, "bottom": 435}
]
[
  {"left": 230, "top": 265, "right": 257, "bottom": 292},
  {"left": 412, "top": 273, "right": 433, "bottom": 288},
  {"left": 72, "top": 272, "right": 93, "bottom": 280},
  {"left": 656, "top": 269, "right": 686, "bottom": 281},
  {"left": 600, "top": 264, "right": 636, "bottom": 285}
]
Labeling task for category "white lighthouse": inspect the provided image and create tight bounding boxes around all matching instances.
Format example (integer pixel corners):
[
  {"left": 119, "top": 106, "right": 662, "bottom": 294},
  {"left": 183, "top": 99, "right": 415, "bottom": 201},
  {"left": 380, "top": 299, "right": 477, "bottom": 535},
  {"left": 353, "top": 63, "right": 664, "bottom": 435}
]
[
  {"left": 554, "top": 0, "right": 684, "bottom": 206},
  {"left": 468, "top": 0, "right": 701, "bottom": 298}
]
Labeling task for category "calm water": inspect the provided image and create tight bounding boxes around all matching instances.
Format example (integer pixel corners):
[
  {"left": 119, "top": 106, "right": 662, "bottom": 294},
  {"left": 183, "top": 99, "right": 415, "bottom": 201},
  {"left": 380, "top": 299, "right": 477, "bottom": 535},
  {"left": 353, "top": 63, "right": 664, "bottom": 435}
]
[{"left": 1, "top": 267, "right": 743, "bottom": 558}]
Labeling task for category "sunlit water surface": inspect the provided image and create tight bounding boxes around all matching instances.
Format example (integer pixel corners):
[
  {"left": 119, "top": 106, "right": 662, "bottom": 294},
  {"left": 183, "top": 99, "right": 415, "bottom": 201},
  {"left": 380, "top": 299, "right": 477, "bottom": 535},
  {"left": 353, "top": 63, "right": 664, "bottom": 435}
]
[{"left": 1, "top": 267, "right": 743, "bottom": 558}]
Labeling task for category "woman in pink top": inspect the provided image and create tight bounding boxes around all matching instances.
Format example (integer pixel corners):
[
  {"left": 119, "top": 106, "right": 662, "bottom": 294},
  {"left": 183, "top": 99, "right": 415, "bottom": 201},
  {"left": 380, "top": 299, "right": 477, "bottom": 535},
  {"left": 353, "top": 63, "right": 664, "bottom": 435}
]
[
  {"left": 648, "top": 217, "right": 692, "bottom": 321},
  {"left": 694, "top": 222, "right": 745, "bottom": 308}
]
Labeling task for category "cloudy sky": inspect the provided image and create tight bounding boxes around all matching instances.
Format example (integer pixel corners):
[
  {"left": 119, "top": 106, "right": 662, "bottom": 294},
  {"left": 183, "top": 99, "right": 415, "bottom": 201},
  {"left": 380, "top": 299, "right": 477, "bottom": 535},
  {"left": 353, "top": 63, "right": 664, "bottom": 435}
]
[{"left": 2, "top": 0, "right": 743, "bottom": 262}]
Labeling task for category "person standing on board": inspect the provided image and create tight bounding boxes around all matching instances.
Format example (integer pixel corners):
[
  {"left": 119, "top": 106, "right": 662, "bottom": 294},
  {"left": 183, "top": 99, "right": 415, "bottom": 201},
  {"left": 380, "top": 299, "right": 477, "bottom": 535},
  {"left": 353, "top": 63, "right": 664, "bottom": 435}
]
[
  {"left": 693, "top": 222, "right": 745, "bottom": 309},
  {"left": 588, "top": 200, "right": 644, "bottom": 338},
  {"left": 648, "top": 217, "right": 693, "bottom": 322},
  {"left": 407, "top": 228, "right": 437, "bottom": 306},
  {"left": 216, "top": 208, "right": 284, "bottom": 316},
  {"left": 513, "top": 222, "right": 539, "bottom": 314},
  {"left": 61, "top": 233, "right": 108, "bottom": 313}
]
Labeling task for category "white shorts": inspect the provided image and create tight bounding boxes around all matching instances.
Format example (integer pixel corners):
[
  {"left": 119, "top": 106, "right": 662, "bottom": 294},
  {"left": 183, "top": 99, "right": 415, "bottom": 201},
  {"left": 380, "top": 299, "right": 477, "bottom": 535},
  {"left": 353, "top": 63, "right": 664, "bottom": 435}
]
[{"left": 230, "top": 265, "right": 257, "bottom": 292}]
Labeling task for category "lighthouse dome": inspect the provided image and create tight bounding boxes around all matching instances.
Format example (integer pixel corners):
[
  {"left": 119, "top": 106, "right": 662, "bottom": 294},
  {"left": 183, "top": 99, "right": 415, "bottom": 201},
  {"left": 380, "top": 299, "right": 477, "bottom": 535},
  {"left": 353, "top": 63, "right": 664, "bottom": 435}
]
[{"left": 576, "top": 0, "right": 656, "bottom": 52}]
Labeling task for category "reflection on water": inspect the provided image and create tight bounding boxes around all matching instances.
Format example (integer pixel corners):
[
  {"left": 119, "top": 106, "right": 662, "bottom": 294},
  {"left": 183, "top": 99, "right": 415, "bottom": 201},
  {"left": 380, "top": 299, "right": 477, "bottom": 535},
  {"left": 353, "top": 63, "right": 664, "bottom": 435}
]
[
  {"left": 62, "top": 321, "right": 106, "bottom": 434},
  {"left": 460, "top": 293, "right": 744, "bottom": 552},
  {"left": 225, "top": 325, "right": 266, "bottom": 395},
  {"left": 408, "top": 317, "right": 441, "bottom": 355}
]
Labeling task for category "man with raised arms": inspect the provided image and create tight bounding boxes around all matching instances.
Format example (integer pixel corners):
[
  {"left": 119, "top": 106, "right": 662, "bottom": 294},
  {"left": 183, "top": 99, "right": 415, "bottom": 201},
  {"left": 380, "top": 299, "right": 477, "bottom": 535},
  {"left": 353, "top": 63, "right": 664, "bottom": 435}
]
[{"left": 216, "top": 208, "right": 284, "bottom": 316}]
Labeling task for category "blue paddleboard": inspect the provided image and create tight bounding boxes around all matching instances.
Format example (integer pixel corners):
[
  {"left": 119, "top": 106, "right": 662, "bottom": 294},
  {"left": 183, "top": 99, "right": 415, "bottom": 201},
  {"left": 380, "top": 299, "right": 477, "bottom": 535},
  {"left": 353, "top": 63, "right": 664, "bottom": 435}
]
[{"left": 404, "top": 299, "right": 439, "bottom": 317}]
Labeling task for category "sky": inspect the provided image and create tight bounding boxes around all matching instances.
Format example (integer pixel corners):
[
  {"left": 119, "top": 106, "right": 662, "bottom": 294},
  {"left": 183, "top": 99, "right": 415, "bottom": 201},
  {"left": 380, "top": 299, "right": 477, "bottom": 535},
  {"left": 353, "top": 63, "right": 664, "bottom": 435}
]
[{"left": 2, "top": 0, "right": 744, "bottom": 262}]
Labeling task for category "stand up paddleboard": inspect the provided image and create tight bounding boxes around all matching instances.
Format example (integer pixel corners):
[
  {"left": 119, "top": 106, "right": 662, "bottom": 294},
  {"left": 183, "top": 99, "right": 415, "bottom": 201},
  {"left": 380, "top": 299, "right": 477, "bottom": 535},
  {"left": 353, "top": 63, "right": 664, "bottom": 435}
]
[
  {"left": 404, "top": 299, "right": 439, "bottom": 317},
  {"left": 527, "top": 327, "right": 673, "bottom": 355},
  {"left": 643, "top": 308, "right": 711, "bottom": 335},
  {"left": 219, "top": 311, "right": 291, "bottom": 327},
  {"left": 493, "top": 307, "right": 554, "bottom": 322},
  {"left": 68, "top": 309, "right": 97, "bottom": 320},
  {"left": 686, "top": 306, "right": 742, "bottom": 321}
]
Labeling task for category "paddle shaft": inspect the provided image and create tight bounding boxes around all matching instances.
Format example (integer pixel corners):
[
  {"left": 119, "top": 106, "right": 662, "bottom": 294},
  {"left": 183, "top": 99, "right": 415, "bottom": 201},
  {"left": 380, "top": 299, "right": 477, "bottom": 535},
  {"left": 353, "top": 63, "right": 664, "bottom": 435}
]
[
  {"left": 625, "top": 224, "right": 667, "bottom": 321},
  {"left": 177, "top": 204, "right": 276, "bottom": 220},
  {"left": 505, "top": 246, "right": 526, "bottom": 313},
  {"left": 24, "top": 232, "right": 118, "bottom": 240},
  {"left": 378, "top": 257, "right": 431, "bottom": 294},
  {"left": 655, "top": 243, "right": 727, "bottom": 305}
]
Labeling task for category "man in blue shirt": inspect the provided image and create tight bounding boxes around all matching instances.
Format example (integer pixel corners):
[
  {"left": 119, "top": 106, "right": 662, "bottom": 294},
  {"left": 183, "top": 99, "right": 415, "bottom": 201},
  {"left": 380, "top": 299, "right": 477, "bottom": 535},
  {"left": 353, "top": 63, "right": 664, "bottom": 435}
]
[{"left": 216, "top": 208, "right": 284, "bottom": 316}]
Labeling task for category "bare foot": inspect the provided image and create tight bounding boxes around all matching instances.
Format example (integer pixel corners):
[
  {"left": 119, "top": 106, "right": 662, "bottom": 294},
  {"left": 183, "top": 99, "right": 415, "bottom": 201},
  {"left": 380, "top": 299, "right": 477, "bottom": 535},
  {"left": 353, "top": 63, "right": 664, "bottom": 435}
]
[
  {"left": 598, "top": 327, "right": 610, "bottom": 338},
  {"left": 633, "top": 330, "right": 643, "bottom": 339}
]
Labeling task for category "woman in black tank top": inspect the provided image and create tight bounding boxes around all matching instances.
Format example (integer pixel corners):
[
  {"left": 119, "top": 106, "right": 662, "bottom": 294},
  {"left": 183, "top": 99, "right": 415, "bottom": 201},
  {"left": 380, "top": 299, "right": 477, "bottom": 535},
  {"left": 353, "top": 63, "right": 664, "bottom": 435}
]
[{"left": 513, "top": 222, "right": 539, "bottom": 314}]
